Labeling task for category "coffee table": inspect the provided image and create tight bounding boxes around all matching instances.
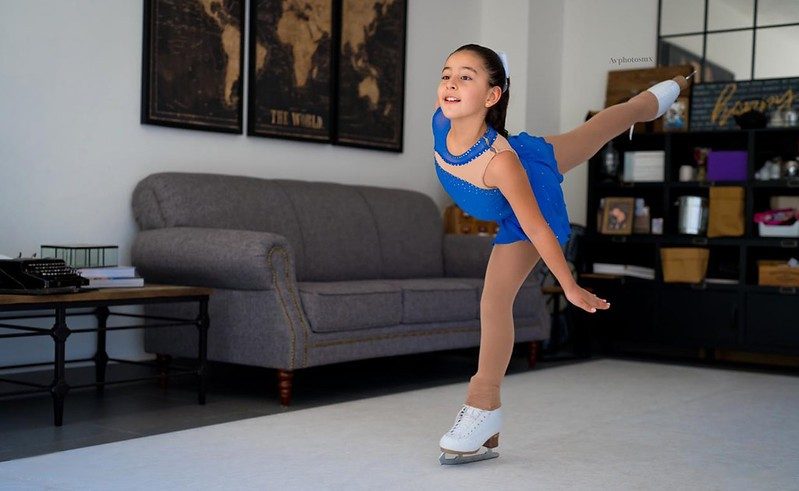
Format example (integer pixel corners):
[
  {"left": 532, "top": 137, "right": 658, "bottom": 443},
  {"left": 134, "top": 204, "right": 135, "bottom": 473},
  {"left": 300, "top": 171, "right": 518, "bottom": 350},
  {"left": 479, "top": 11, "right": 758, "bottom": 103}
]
[{"left": 0, "top": 284, "right": 211, "bottom": 426}]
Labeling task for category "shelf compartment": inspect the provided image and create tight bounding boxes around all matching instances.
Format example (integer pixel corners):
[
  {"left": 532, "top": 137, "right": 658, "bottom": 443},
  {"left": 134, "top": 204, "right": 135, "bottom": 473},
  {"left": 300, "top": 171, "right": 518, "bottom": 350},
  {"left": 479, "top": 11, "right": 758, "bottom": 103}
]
[
  {"left": 752, "top": 127, "right": 799, "bottom": 181},
  {"left": 745, "top": 291, "right": 799, "bottom": 351},
  {"left": 703, "top": 245, "right": 741, "bottom": 282},
  {"left": 668, "top": 131, "right": 749, "bottom": 183},
  {"left": 745, "top": 246, "right": 799, "bottom": 286},
  {"left": 752, "top": 186, "right": 799, "bottom": 238},
  {"left": 654, "top": 289, "right": 739, "bottom": 347},
  {"left": 590, "top": 190, "right": 664, "bottom": 236},
  {"left": 656, "top": 245, "right": 740, "bottom": 284}
]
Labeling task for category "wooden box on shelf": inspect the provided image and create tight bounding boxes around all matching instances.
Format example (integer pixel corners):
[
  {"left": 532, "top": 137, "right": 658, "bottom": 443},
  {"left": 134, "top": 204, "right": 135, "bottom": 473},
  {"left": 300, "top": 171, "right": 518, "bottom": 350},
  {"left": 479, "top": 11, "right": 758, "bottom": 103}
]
[
  {"left": 443, "top": 204, "right": 498, "bottom": 236},
  {"left": 660, "top": 247, "right": 709, "bottom": 283},
  {"left": 758, "top": 260, "right": 799, "bottom": 287}
]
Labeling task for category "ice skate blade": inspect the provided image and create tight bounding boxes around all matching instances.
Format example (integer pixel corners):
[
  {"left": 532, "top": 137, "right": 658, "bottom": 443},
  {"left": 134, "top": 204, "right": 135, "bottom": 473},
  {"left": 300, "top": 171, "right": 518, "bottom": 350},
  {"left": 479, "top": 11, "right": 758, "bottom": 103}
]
[{"left": 439, "top": 448, "right": 499, "bottom": 465}]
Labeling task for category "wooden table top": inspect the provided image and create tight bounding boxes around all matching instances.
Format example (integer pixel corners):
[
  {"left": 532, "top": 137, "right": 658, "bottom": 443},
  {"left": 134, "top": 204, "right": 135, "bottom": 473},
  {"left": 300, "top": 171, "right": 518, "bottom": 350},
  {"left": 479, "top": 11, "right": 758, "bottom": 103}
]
[{"left": 0, "top": 284, "right": 212, "bottom": 305}]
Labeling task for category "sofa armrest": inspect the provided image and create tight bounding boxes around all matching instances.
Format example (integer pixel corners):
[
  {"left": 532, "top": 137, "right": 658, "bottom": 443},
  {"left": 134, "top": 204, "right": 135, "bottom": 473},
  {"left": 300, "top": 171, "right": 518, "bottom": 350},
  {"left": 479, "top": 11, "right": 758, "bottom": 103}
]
[
  {"left": 442, "top": 233, "right": 494, "bottom": 278},
  {"left": 131, "top": 227, "right": 296, "bottom": 290}
]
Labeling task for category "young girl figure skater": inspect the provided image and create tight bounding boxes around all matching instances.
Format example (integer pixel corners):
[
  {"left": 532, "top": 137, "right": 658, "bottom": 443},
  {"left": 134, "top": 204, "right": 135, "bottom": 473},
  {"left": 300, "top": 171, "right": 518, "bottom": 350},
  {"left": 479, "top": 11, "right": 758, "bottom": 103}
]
[{"left": 434, "top": 44, "right": 691, "bottom": 465}]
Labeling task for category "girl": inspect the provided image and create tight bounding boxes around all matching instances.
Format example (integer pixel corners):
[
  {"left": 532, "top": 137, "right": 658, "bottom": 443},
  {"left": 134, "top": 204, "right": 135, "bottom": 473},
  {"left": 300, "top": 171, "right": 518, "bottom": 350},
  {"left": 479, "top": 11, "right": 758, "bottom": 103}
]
[{"left": 435, "top": 43, "right": 690, "bottom": 465}]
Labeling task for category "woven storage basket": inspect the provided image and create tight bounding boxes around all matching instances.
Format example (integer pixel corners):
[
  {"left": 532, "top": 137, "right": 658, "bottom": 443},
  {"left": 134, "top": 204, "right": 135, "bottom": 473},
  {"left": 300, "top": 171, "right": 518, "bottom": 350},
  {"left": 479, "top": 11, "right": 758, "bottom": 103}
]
[{"left": 660, "top": 247, "right": 709, "bottom": 283}]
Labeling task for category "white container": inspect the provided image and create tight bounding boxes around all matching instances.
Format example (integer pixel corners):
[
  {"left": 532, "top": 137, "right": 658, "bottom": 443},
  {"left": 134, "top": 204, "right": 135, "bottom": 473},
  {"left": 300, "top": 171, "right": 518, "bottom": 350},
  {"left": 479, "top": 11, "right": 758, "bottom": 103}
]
[
  {"left": 758, "top": 221, "right": 799, "bottom": 237},
  {"left": 678, "top": 196, "right": 708, "bottom": 234}
]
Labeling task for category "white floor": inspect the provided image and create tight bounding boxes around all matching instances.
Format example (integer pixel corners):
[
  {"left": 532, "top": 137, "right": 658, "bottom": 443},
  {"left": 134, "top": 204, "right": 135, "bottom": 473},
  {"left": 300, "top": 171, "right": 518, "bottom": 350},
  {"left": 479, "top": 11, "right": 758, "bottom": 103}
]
[{"left": 0, "top": 358, "right": 797, "bottom": 490}]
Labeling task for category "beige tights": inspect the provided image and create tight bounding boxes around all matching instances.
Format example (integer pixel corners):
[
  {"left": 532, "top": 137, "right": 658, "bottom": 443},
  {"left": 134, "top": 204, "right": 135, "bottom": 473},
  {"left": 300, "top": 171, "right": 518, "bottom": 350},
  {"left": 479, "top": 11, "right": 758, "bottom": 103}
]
[{"left": 464, "top": 90, "right": 661, "bottom": 411}]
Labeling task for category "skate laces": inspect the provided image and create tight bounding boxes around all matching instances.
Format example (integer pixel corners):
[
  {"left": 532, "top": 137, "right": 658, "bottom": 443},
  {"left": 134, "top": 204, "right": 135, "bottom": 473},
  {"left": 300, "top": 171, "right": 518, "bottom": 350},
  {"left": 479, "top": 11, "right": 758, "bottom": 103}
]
[{"left": 449, "top": 406, "right": 486, "bottom": 437}]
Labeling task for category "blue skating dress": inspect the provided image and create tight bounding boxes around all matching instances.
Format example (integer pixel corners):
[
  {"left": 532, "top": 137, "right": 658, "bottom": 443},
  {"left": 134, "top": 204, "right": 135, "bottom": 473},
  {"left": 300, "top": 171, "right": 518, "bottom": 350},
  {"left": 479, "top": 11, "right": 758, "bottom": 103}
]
[{"left": 433, "top": 106, "right": 571, "bottom": 247}]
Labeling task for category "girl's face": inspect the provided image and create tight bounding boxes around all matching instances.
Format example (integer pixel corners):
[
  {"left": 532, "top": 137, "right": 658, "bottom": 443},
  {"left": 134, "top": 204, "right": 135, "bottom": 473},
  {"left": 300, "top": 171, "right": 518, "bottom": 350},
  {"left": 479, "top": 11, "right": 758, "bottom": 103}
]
[{"left": 438, "top": 50, "right": 500, "bottom": 120}]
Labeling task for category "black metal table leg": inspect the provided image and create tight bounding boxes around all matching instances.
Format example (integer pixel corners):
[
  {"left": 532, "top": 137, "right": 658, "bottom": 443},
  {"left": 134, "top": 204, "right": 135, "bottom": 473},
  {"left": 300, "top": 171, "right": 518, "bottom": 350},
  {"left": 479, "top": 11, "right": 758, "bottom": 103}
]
[
  {"left": 196, "top": 298, "right": 209, "bottom": 405},
  {"left": 93, "top": 306, "right": 110, "bottom": 395},
  {"left": 50, "top": 306, "right": 71, "bottom": 426}
]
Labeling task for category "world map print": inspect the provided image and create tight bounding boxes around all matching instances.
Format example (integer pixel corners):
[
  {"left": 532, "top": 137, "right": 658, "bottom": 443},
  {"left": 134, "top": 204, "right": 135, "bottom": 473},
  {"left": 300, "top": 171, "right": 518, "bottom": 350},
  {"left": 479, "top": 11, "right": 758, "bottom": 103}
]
[
  {"left": 144, "top": 0, "right": 243, "bottom": 132},
  {"left": 336, "top": 0, "right": 406, "bottom": 151},
  {"left": 249, "top": 0, "right": 332, "bottom": 140}
]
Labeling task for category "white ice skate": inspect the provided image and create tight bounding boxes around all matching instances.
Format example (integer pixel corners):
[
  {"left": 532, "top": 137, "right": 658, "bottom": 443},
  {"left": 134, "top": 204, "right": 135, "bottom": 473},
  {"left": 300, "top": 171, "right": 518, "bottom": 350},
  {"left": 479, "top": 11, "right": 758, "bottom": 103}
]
[
  {"left": 628, "top": 70, "right": 696, "bottom": 140},
  {"left": 439, "top": 404, "right": 503, "bottom": 465}
]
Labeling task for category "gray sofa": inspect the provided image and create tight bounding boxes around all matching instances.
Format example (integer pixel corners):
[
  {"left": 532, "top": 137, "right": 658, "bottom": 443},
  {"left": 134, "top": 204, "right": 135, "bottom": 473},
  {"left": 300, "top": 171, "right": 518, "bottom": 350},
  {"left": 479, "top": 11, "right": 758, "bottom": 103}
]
[{"left": 131, "top": 172, "right": 551, "bottom": 405}]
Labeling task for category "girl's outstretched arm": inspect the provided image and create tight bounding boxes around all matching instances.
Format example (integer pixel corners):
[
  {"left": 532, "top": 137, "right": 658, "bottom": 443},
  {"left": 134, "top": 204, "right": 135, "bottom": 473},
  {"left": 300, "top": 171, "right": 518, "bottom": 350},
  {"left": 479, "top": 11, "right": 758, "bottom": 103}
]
[
  {"left": 485, "top": 151, "right": 610, "bottom": 313},
  {"left": 543, "top": 75, "right": 689, "bottom": 175}
]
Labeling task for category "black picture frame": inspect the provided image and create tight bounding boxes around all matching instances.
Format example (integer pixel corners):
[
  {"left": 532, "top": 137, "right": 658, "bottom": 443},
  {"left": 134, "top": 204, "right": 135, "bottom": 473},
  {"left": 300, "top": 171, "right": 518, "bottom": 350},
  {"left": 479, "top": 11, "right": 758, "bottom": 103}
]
[
  {"left": 332, "top": 0, "right": 407, "bottom": 152},
  {"left": 247, "top": 0, "right": 335, "bottom": 143},
  {"left": 141, "top": 0, "right": 244, "bottom": 134}
]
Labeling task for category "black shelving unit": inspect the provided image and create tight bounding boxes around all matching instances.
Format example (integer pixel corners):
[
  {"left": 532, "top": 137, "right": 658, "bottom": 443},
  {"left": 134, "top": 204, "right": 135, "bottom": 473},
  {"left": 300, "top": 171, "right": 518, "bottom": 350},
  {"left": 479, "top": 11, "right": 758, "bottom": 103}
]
[{"left": 578, "top": 126, "right": 799, "bottom": 358}]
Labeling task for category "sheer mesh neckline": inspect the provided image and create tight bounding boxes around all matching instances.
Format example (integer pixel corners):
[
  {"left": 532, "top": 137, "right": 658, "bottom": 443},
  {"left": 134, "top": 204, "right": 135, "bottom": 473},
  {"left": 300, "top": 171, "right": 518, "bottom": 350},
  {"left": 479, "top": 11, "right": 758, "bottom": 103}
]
[{"left": 434, "top": 158, "right": 501, "bottom": 192}]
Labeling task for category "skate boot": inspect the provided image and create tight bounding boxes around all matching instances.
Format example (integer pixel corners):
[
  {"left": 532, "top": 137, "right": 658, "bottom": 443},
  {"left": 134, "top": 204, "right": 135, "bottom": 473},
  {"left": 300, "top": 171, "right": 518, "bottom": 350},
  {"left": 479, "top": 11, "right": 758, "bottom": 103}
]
[
  {"left": 628, "top": 70, "right": 695, "bottom": 140},
  {"left": 439, "top": 404, "right": 503, "bottom": 465}
]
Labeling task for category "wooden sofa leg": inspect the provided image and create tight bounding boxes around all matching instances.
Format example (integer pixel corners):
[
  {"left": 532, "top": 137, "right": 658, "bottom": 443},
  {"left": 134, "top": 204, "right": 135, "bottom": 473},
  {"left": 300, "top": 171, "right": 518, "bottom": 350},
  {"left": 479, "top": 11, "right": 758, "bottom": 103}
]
[
  {"left": 277, "top": 369, "right": 293, "bottom": 406},
  {"left": 527, "top": 341, "right": 540, "bottom": 369}
]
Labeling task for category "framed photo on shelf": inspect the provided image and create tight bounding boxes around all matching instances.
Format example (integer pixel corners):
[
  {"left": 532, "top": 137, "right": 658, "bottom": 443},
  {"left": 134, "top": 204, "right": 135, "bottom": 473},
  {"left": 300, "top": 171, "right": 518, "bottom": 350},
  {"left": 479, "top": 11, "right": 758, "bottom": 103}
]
[
  {"left": 141, "top": 0, "right": 244, "bottom": 133},
  {"left": 333, "top": 0, "right": 407, "bottom": 152},
  {"left": 600, "top": 197, "right": 635, "bottom": 235},
  {"left": 247, "top": 0, "right": 334, "bottom": 142},
  {"left": 663, "top": 95, "right": 689, "bottom": 132}
]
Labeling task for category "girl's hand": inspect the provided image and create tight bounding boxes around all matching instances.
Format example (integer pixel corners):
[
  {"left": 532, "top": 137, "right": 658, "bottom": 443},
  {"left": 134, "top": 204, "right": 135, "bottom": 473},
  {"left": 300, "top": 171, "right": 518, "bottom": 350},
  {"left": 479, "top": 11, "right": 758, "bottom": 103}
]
[{"left": 564, "top": 284, "right": 610, "bottom": 314}]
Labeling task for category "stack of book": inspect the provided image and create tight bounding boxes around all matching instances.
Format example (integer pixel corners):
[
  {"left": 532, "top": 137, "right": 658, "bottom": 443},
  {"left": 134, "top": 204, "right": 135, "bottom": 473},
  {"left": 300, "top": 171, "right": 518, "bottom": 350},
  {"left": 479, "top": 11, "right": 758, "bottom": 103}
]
[
  {"left": 593, "top": 262, "right": 655, "bottom": 280},
  {"left": 76, "top": 266, "right": 144, "bottom": 288},
  {"left": 623, "top": 150, "right": 664, "bottom": 182}
]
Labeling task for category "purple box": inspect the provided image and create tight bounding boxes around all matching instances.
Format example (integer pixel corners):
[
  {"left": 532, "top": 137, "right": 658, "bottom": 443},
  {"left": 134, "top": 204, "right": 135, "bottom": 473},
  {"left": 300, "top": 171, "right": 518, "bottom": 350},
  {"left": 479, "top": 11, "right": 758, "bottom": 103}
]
[{"left": 707, "top": 150, "right": 747, "bottom": 181}]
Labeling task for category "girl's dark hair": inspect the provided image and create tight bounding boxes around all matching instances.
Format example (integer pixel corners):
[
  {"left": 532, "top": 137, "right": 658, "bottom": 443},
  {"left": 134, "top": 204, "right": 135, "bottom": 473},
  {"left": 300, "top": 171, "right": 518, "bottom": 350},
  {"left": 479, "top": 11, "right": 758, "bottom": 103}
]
[{"left": 450, "top": 43, "right": 511, "bottom": 138}]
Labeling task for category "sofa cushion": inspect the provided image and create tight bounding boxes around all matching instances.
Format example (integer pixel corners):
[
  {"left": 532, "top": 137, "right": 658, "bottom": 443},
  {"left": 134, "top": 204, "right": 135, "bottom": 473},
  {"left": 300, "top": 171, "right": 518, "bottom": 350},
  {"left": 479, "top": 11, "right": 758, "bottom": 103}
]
[
  {"left": 381, "top": 278, "right": 479, "bottom": 324},
  {"left": 298, "top": 280, "right": 403, "bottom": 333}
]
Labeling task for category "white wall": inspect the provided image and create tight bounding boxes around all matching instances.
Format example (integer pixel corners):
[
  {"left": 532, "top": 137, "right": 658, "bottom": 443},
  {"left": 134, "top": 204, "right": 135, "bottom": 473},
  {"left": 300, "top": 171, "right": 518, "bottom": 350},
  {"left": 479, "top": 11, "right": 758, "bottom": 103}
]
[
  {"left": 526, "top": 0, "right": 565, "bottom": 138},
  {"left": 0, "top": 0, "right": 661, "bottom": 371},
  {"left": 556, "top": 0, "right": 659, "bottom": 227},
  {"left": 480, "top": 0, "right": 531, "bottom": 135}
]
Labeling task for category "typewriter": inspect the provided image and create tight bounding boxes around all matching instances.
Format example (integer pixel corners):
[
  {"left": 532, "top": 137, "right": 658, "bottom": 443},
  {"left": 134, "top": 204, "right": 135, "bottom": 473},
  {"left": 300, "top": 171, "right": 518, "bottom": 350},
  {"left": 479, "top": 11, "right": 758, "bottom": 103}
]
[{"left": 0, "top": 258, "right": 90, "bottom": 294}]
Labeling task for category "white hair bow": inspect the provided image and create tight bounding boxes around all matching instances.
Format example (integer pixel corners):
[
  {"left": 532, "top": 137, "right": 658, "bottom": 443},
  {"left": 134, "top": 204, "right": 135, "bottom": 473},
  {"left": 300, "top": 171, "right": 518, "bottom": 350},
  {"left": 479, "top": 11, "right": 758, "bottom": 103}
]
[{"left": 496, "top": 50, "right": 510, "bottom": 92}]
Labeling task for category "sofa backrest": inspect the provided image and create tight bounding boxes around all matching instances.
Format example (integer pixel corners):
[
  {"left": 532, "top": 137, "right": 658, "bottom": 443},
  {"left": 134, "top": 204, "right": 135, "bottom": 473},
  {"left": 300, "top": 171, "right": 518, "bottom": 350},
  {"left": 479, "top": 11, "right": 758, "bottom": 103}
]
[{"left": 132, "top": 172, "right": 444, "bottom": 281}]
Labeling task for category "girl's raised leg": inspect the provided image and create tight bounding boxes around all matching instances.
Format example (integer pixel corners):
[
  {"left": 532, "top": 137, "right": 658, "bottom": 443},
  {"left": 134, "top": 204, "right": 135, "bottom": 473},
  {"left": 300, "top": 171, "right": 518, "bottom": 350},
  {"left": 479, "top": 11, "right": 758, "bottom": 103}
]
[
  {"left": 544, "top": 75, "right": 689, "bottom": 175},
  {"left": 543, "top": 93, "right": 658, "bottom": 176}
]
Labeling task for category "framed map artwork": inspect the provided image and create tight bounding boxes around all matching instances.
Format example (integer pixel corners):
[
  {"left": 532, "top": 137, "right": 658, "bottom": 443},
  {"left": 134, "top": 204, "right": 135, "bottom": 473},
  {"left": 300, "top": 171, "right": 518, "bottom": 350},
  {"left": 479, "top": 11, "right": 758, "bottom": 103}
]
[
  {"left": 141, "top": 0, "right": 244, "bottom": 133},
  {"left": 334, "top": 0, "right": 407, "bottom": 152},
  {"left": 248, "top": 0, "right": 334, "bottom": 142}
]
